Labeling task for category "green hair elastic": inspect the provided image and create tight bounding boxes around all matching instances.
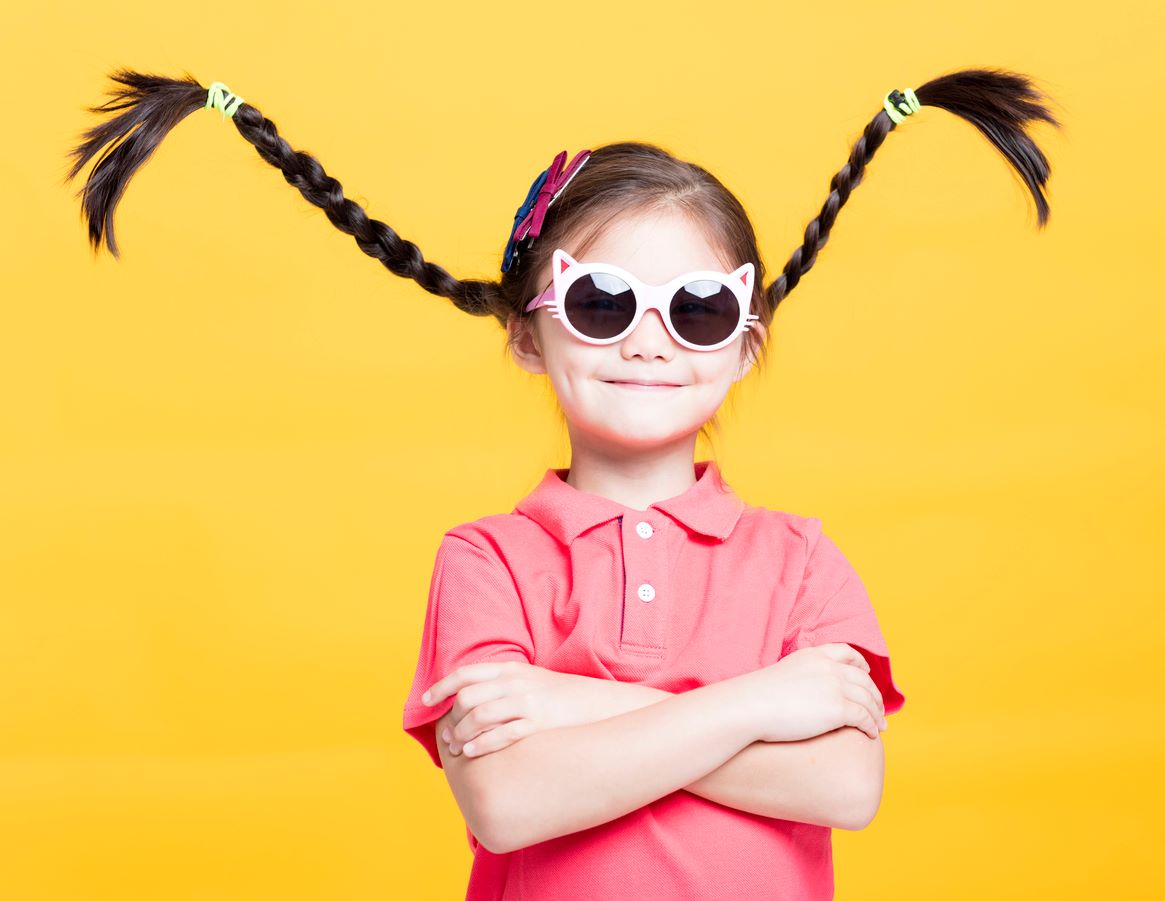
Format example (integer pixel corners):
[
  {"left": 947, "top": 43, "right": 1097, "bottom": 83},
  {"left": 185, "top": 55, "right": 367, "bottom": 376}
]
[
  {"left": 205, "top": 81, "right": 244, "bottom": 120},
  {"left": 883, "top": 88, "right": 920, "bottom": 125}
]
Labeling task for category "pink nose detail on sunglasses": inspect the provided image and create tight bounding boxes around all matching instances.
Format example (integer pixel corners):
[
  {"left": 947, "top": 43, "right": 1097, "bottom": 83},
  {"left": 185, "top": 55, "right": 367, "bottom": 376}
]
[{"left": 525, "top": 249, "right": 759, "bottom": 352}]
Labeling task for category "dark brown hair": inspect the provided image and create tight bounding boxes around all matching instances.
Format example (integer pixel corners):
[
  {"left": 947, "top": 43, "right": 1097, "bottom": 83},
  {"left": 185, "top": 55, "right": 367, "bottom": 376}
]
[{"left": 65, "top": 67, "right": 1060, "bottom": 447}]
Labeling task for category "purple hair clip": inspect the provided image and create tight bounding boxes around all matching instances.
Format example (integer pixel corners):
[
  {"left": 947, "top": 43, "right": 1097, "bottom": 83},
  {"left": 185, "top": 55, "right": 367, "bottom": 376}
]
[{"left": 501, "top": 149, "right": 592, "bottom": 273}]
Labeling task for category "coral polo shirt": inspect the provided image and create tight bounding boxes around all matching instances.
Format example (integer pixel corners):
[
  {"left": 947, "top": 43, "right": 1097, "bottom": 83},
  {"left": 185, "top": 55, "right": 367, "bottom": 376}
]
[{"left": 402, "top": 459, "right": 905, "bottom": 900}]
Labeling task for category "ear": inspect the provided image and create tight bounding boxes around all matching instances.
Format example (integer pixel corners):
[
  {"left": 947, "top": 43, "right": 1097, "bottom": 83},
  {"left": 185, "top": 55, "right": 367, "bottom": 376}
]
[
  {"left": 733, "top": 319, "right": 766, "bottom": 383},
  {"left": 552, "top": 248, "right": 579, "bottom": 276},
  {"left": 506, "top": 312, "right": 549, "bottom": 376}
]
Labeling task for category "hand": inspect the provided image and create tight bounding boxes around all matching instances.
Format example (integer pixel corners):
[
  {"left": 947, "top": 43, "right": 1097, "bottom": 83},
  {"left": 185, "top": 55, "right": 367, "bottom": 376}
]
[
  {"left": 741, "top": 643, "right": 888, "bottom": 743},
  {"left": 423, "top": 660, "right": 602, "bottom": 758}
]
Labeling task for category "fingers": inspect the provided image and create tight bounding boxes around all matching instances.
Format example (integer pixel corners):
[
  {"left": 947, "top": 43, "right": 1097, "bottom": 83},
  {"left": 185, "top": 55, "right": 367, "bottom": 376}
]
[
  {"left": 422, "top": 660, "right": 512, "bottom": 707},
  {"left": 450, "top": 713, "right": 531, "bottom": 757},
  {"left": 843, "top": 681, "right": 887, "bottom": 736},
  {"left": 447, "top": 678, "right": 508, "bottom": 724},
  {"left": 839, "top": 666, "right": 886, "bottom": 718},
  {"left": 445, "top": 695, "right": 523, "bottom": 755},
  {"left": 827, "top": 644, "right": 885, "bottom": 729},
  {"left": 843, "top": 643, "right": 871, "bottom": 673},
  {"left": 819, "top": 642, "right": 870, "bottom": 674},
  {"left": 846, "top": 700, "right": 883, "bottom": 740},
  {"left": 803, "top": 644, "right": 888, "bottom": 739}
]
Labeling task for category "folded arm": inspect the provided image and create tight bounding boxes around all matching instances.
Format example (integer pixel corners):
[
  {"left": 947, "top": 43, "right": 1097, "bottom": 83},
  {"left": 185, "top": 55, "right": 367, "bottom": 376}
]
[
  {"left": 578, "top": 677, "right": 884, "bottom": 830},
  {"left": 438, "top": 670, "right": 882, "bottom": 854},
  {"left": 439, "top": 671, "right": 759, "bottom": 854}
]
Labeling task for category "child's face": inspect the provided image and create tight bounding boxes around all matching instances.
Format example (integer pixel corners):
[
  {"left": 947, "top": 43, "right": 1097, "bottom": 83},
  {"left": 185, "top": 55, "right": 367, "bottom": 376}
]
[{"left": 508, "top": 207, "right": 765, "bottom": 453}]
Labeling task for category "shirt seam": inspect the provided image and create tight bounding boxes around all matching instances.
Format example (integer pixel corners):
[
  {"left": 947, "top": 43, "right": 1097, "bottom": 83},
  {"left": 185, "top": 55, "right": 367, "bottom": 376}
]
[
  {"left": 790, "top": 517, "right": 861, "bottom": 652},
  {"left": 441, "top": 532, "right": 536, "bottom": 657}
]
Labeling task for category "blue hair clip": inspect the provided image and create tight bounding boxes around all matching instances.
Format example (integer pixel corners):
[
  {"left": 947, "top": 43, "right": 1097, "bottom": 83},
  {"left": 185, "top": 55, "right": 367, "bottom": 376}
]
[{"left": 501, "top": 169, "right": 549, "bottom": 274}]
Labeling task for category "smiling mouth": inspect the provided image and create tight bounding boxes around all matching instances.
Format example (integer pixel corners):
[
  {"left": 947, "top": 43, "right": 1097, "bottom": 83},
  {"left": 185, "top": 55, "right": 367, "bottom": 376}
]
[{"left": 602, "top": 380, "right": 685, "bottom": 390}]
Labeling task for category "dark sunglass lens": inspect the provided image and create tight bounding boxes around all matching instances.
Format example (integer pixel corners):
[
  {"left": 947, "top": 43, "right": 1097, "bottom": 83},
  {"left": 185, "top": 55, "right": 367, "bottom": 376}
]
[
  {"left": 669, "top": 281, "right": 741, "bottom": 346},
  {"left": 563, "top": 273, "right": 637, "bottom": 340}
]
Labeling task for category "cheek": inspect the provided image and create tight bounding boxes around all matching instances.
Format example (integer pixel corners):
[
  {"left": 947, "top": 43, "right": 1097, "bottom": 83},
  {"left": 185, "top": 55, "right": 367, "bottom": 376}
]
[
  {"left": 542, "top": 344, "right": 607, "bottom": 396},
  {"left": 689, "top": 349, "right": 743, "bottom": 387}
]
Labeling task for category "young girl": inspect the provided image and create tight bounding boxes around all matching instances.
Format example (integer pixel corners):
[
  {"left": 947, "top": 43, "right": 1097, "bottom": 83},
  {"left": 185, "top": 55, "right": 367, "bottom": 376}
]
[{"left": 65, "top": 66, "right": 1058, "bottom": 899}]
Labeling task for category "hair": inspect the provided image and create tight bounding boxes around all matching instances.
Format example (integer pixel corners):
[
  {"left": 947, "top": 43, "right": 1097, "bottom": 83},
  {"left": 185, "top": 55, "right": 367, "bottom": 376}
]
[{"left": 65, "top": 67, "right": 1059, "bottom": 455}]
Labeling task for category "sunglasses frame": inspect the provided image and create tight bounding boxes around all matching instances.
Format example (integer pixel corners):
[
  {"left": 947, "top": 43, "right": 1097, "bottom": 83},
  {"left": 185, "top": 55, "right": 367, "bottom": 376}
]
[{"left": 525, "top": 248, "right": 759, "bottom": 353}]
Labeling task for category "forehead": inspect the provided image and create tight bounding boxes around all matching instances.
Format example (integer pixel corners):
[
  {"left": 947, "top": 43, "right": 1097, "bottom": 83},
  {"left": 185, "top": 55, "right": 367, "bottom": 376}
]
[{"left": 573, "top": 207, "right": 733, "bottom": 282}]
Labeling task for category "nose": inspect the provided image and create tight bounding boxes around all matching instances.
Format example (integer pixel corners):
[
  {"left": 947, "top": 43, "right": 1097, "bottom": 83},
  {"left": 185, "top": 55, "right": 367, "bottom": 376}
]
[{"left": 620, "top": 308, "right": 675, "bottom": 359}]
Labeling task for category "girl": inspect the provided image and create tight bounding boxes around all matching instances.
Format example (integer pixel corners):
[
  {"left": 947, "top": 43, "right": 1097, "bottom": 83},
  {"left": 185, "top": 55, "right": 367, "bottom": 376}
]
[{"left": 65, "top": 66, "right": 1058, "bottom": 899}]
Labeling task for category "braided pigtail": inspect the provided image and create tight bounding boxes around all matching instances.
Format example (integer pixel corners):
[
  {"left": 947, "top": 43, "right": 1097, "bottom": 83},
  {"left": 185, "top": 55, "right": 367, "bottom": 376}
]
[
  {"left": 64, "top": 68, "right": 504, "bottom": 319},
  {"left": 766, "top": 66, "right": 1061, "bottom": 310}
]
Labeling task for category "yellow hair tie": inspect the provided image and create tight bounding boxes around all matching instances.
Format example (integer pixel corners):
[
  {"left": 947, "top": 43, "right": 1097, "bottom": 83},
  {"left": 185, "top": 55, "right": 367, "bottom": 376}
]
[
  {"left": 205, "top": 81, "right": 244, "bottom": 120},
  {"left": 883, "top": 88, "right": 920, "bottom": 125}
]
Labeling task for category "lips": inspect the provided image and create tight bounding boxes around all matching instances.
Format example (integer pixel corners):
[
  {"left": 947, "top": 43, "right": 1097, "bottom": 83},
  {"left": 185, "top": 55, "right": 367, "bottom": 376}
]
[{"left": 603, "top": 380, "right": 684, "bottom": 388}]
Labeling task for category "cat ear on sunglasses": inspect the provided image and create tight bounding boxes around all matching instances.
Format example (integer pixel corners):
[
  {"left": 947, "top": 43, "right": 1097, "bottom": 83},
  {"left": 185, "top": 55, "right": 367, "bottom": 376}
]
[
  {"left": 554, "top": 248, "right": 580, "bottom": 277},
  {"left": 552, "top": 248, "right": 752, "bottom": 290},
  {"left": 729, "top": 262, "right": 753, "bottom": 292}
]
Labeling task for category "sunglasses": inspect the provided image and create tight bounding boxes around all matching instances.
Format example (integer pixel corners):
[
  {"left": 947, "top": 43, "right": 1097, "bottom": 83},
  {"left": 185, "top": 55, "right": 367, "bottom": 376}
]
[{"left": 524, "top": 249, "right": 759, "bottom": 352}]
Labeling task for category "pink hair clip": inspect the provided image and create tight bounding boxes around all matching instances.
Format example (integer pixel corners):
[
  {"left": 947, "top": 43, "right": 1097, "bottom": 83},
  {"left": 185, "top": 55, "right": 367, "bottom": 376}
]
[{"left": 510, "top": 149, "right": 591, "bottom": 247}]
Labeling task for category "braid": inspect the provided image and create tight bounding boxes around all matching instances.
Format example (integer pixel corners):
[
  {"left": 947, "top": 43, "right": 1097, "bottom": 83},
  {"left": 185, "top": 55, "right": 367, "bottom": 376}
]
[
  {"left": 766, "top": 66, "right": 1060, "bottom": 310},
  {"left": 63, "top": 68, "right": 504, "bottom": 319}
]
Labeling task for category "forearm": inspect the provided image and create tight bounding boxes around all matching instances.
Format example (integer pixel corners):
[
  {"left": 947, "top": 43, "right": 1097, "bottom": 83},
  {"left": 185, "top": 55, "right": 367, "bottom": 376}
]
[
  {"left": 585, "top": 679, "right": 878, "bottom": 829},
  {"left": 477, "top": 673, "right": 758, "bottom": 854}
]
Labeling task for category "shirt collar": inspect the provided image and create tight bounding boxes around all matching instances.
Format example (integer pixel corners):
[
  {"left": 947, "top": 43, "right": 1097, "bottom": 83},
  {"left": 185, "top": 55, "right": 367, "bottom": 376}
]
[{"left": 514, "top": 459, "right": 747, "bottom": 545}]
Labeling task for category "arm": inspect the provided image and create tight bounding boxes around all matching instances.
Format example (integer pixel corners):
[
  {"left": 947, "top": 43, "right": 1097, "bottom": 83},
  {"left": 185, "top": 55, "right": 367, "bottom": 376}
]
[
  {"left": 445, "top": 671, "right": 759, "bottom": 854},
  {"left": 580, "top": 678, "right": 884, "bottom": 831}
]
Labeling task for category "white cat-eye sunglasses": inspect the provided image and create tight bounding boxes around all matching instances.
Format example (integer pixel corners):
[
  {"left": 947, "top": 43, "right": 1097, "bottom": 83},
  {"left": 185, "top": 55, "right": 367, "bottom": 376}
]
[{"left": 525, "top": 249, "right": 759, "bottom": 352}]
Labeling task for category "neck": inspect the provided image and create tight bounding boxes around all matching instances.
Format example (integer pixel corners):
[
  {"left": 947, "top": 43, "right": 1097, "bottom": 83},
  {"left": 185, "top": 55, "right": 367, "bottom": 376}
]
[{"left": 562, "top": 433, "right": 702, "bottom": 510}]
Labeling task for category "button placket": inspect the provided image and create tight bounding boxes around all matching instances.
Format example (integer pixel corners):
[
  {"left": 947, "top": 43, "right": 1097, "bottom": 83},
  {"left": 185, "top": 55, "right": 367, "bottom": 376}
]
[{"left": 619, "top": 514, "right": 669, "bottom": 654}]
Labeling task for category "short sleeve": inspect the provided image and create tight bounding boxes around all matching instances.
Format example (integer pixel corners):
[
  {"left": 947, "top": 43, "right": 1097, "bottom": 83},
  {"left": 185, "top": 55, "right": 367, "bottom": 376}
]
[
  {"left": 783, "top": 518, "right": 906, "bottom": 716},
  {"left": 402, "top": 533, "right": 535, "bottom": 768}
]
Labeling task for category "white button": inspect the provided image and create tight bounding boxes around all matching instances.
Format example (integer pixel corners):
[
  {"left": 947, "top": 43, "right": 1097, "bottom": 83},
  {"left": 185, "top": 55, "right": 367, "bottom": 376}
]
[
  {"left": 637, "top": 583, "right": 656, "bottom": 602},
  {"left": 635, "top": 521, "right": 654, "bottom": 539}
]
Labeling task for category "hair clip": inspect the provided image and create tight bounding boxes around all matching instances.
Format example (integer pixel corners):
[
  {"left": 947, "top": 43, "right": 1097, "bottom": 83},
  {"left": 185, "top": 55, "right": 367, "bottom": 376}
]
[
  {"left": 502, "top": 169, "right": 549, "bottom": 273},
  {"left": 501, "top": 149, "right": 591, "bottom": 274}
]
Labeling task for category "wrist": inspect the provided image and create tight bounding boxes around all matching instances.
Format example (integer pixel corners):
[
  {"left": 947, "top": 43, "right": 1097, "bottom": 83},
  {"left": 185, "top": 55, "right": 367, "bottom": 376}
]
[
  {"left": 700, "top": 672, "right": 766, "bottom": 747},
  {"left": 715, "top": 669, "right": 766, "bottom": 744}
]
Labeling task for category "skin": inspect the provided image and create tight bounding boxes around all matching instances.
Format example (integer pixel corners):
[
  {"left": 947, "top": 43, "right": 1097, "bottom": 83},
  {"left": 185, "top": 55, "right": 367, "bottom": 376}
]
[{"left": 506, "top": 206, "right": 766, "bottom": 508}]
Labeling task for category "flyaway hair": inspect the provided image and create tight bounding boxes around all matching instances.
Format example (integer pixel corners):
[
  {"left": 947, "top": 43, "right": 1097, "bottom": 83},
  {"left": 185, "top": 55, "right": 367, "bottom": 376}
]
[{"left": 65, "top": 66, "right": 1060, "bottom": 374}]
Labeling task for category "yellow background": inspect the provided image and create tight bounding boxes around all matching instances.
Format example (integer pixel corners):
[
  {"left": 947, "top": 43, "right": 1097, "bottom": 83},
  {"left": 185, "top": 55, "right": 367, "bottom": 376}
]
[{"left": 3, "top": 0, "right": 1162, "bottom": 897}]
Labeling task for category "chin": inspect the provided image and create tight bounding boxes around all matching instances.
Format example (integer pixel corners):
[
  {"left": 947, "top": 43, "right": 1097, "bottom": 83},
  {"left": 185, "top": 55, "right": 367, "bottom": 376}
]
[{"left": 587, "top": 419, "right": 698, "bottom": 447}]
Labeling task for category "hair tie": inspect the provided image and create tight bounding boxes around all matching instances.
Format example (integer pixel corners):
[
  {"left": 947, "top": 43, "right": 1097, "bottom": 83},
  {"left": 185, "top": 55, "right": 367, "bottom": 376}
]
[
  {"left": 883, "top": 88, "right": 920, "bottom": 125},
  {"left": 205, "top": 81, "right": 244, "bottom": 121}
]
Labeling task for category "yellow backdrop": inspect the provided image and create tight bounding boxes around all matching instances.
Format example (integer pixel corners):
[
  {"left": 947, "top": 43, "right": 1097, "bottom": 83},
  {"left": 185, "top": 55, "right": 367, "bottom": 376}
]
[{"left": 3, "top": 0, "right": 1161, "bottom": 897}]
